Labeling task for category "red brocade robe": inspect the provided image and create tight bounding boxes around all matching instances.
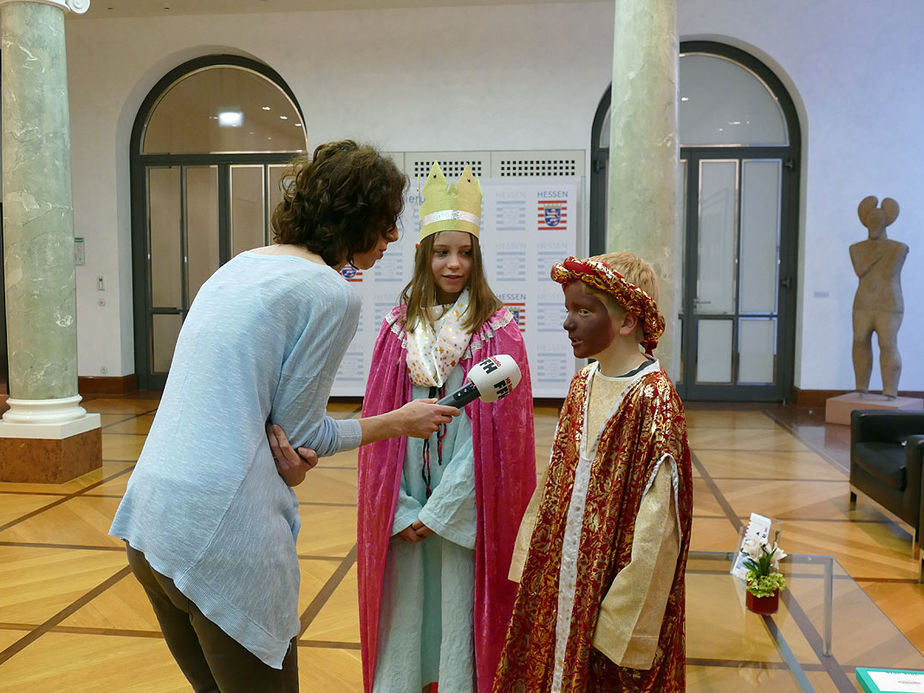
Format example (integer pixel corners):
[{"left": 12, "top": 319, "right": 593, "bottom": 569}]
[
  {"left": 494, "top": 363, "right": 693, "bottom": 693},
  {"left": 357, "top": 306, "right": 536, "bottom": 693}
]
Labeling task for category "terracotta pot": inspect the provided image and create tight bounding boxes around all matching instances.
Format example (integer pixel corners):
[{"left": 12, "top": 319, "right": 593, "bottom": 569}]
[{"left": 745, "top": 587, "right": 780, "bottom": 614}]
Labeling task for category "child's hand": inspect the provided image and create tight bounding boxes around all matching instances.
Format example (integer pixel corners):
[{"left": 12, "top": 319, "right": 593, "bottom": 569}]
[
  {"left": 397, "top": 525, "right": 423, "bottom": 543},
  {"left": 412, "top": 519, "right": 434, "bottom": 539}
]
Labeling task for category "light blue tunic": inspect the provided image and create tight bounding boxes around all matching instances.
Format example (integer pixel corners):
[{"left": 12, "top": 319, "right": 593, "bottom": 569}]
[
  {"left": 374, "top": 364, "right": 477, "bottom": 693},
  {"left": 110, "top": 251, "right": 362, "bottom": 668}
]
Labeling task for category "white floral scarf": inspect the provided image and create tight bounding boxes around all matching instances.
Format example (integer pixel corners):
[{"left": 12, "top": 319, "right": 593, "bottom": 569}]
[{"left": 405, "top": 288, "right": 472, "bottom": 388}]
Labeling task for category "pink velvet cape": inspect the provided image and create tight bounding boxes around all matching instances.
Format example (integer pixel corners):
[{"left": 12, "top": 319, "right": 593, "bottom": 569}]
[{"left": 357, "top": 305, "right": 536, "bottom": 693}]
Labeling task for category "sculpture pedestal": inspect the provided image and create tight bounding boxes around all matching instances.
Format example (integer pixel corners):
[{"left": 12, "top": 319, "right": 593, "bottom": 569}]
[{"left": 825, "top": 392, "right": 924, "bottom": 425}]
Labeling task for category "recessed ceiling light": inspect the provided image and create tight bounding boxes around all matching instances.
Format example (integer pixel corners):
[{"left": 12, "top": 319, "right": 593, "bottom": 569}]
[
  {"left": 262, "top": 106, "right": 271, "bottom": 111},
  {"left": 279, "top": 115, "right": 288, "bottom": 120},
  {"left": 218, "top": 109, "right": 243, "bottom": 127}
]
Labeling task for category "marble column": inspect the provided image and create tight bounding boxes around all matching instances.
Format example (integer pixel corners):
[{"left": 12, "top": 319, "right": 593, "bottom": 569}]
[
  {"left": 0, "top": 0, "right": 100, "bottom": 483},
  {"left": 606, "top": 0, "right": 681, "bottom": 377}
]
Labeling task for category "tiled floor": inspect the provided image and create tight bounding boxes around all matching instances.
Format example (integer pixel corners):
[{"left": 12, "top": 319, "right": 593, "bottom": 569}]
[{"left": 0, "top": 397, "right": 921, "bottom": 691}]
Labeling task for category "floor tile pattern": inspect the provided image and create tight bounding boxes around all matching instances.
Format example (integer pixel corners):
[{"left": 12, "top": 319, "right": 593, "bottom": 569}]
[{"left": 0, "top": 398, "right": 920, "bottom": 691}]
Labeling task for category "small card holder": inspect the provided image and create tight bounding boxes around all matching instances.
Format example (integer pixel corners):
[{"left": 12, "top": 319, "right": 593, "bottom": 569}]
[{"left": 730, "top": 512, "right": 781, "bottom": 581}]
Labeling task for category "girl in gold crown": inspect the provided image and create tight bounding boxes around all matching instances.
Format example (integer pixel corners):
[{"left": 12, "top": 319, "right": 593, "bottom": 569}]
[{"left": 357, "top": 163, "right": 536, "bottom": 693}]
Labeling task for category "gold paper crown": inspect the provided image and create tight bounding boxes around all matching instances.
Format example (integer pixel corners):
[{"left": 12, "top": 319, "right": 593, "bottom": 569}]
[{"left": 418, "top": 162, "right": 482, "bottom": 240}]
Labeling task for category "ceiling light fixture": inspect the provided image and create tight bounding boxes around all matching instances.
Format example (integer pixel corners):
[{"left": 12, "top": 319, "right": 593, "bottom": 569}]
[{"left": 217, "top": 109, "right": 243, "bottom": 127}]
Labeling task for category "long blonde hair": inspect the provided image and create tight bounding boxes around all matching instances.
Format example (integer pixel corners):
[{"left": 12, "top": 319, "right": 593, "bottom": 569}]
[{"left": 401, "top": 233, "right": 502, "bottom": 333}]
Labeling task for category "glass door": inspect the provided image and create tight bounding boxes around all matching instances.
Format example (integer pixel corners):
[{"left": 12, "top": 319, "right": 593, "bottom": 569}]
[
  {"left": 139, "top": 159, "right": 291, "bottom": 388},
  {"left": 146, "top": 164, "right": 219, "bottom": 377},
  {"left": 679, "top": 152, "right": 793, "bottom": 400}
]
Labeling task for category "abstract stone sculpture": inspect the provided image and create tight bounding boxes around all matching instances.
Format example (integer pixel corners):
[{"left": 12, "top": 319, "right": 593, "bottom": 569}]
[{"left": 850, "top": 196, "right": 908, "bottom": 399}]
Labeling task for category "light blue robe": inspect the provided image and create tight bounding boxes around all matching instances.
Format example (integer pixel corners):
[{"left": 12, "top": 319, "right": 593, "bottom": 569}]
[{"left": 373, "top": 364, "right": 477, "bottom": 693}]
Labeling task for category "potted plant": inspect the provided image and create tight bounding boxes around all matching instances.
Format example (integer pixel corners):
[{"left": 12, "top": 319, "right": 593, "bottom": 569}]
[{"left": 742, "top": 536, "right": 787, "bottom": 614}]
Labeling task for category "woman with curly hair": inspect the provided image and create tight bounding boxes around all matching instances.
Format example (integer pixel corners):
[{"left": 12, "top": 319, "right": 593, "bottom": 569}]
[{"left": 110, "top": 140, "right": 457, "bottom": 693}]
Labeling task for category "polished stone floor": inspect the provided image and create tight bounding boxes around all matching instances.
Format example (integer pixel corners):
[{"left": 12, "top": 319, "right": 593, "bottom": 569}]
[{"left": 0, "top": 397, "right": 921, "bottom": 691}]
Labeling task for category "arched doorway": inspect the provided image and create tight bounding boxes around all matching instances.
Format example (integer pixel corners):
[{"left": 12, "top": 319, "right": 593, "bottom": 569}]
[
  {"left": 591, "top": 41, "right": 801, "bottom": 402},
  {"left": 130, "top": 55, "right": 307, "bottom": 389}
]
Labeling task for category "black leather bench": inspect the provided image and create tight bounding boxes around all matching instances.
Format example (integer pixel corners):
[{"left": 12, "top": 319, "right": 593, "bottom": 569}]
[{"left": 849, "top": 409, "right": 924, "bottom": 569}]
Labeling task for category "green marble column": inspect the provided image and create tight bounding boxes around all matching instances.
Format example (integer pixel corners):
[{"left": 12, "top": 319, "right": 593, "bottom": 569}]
[
  {"left": 606, "top": 0, "right": 680, "bottom": 375},
  {"left": 0, "top": 1, "right": 99, "bottom": 484},
  {"left": 1, "top": 1, "right": 78, "bottom": 403}
]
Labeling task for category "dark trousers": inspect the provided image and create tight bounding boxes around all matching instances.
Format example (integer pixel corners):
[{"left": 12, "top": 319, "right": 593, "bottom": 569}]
[{"left": 127, "top": 545, "right": 299, "bottom": 693}]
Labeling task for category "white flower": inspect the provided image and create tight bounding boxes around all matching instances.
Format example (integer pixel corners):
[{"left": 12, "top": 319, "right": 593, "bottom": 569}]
[
  {"left": 742, "top": 536, "right": 764, "bottom": 560},
  {"left": 769, "top": 543, "right": 788, "bottom": 567}
]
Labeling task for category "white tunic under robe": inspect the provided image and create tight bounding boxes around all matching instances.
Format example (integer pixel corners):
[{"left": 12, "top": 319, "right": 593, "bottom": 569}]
[{"left": 373, "top": 363, "right": 477, "bottom": 693}]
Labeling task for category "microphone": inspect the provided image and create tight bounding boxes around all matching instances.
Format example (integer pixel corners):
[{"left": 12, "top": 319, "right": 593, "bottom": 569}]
[{"left": 436, "top": 354, "right": 522, "bottom": 408}]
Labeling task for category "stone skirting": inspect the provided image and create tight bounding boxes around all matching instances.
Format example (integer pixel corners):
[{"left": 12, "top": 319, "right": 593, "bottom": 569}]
[
  {"left": 78, "top": 374, "right": 138, "bottom": 395},
  {"left": 3, "top": 375, "right": 140, "bottom": 398},
  {"left": 0, "top": 427, "right": 102, "bottom": 483}
]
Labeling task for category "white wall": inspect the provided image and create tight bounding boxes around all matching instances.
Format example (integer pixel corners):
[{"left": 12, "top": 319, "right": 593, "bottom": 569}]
[
  {"left": 63, "top": 0, "right": 924, "bottom": 392},
  {"left": 64, "top": 2, "right": 614, "bottom": 379}
]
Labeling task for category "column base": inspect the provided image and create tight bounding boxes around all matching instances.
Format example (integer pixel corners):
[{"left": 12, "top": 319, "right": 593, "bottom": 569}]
[{"left": 0, "top": 416, "right": 102, "bottom": 483}]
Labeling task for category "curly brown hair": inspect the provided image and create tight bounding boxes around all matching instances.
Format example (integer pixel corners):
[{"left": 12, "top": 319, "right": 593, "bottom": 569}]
[{"left": 271, "top": 140, "right": 407, "bottom": 266}]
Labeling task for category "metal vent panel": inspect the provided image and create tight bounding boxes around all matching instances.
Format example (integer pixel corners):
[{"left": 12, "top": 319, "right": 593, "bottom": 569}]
[
  {"left": 491, "top": 150, "right": 585, "bottom": 177},
  {"left": 404, "top": 152, "right": 491, "bottom": 181}
]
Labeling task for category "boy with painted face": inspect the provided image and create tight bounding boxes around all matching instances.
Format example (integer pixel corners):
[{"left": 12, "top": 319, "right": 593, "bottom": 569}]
[{"left": 494, "top": 252, "right": 693, "bottom": 693}]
